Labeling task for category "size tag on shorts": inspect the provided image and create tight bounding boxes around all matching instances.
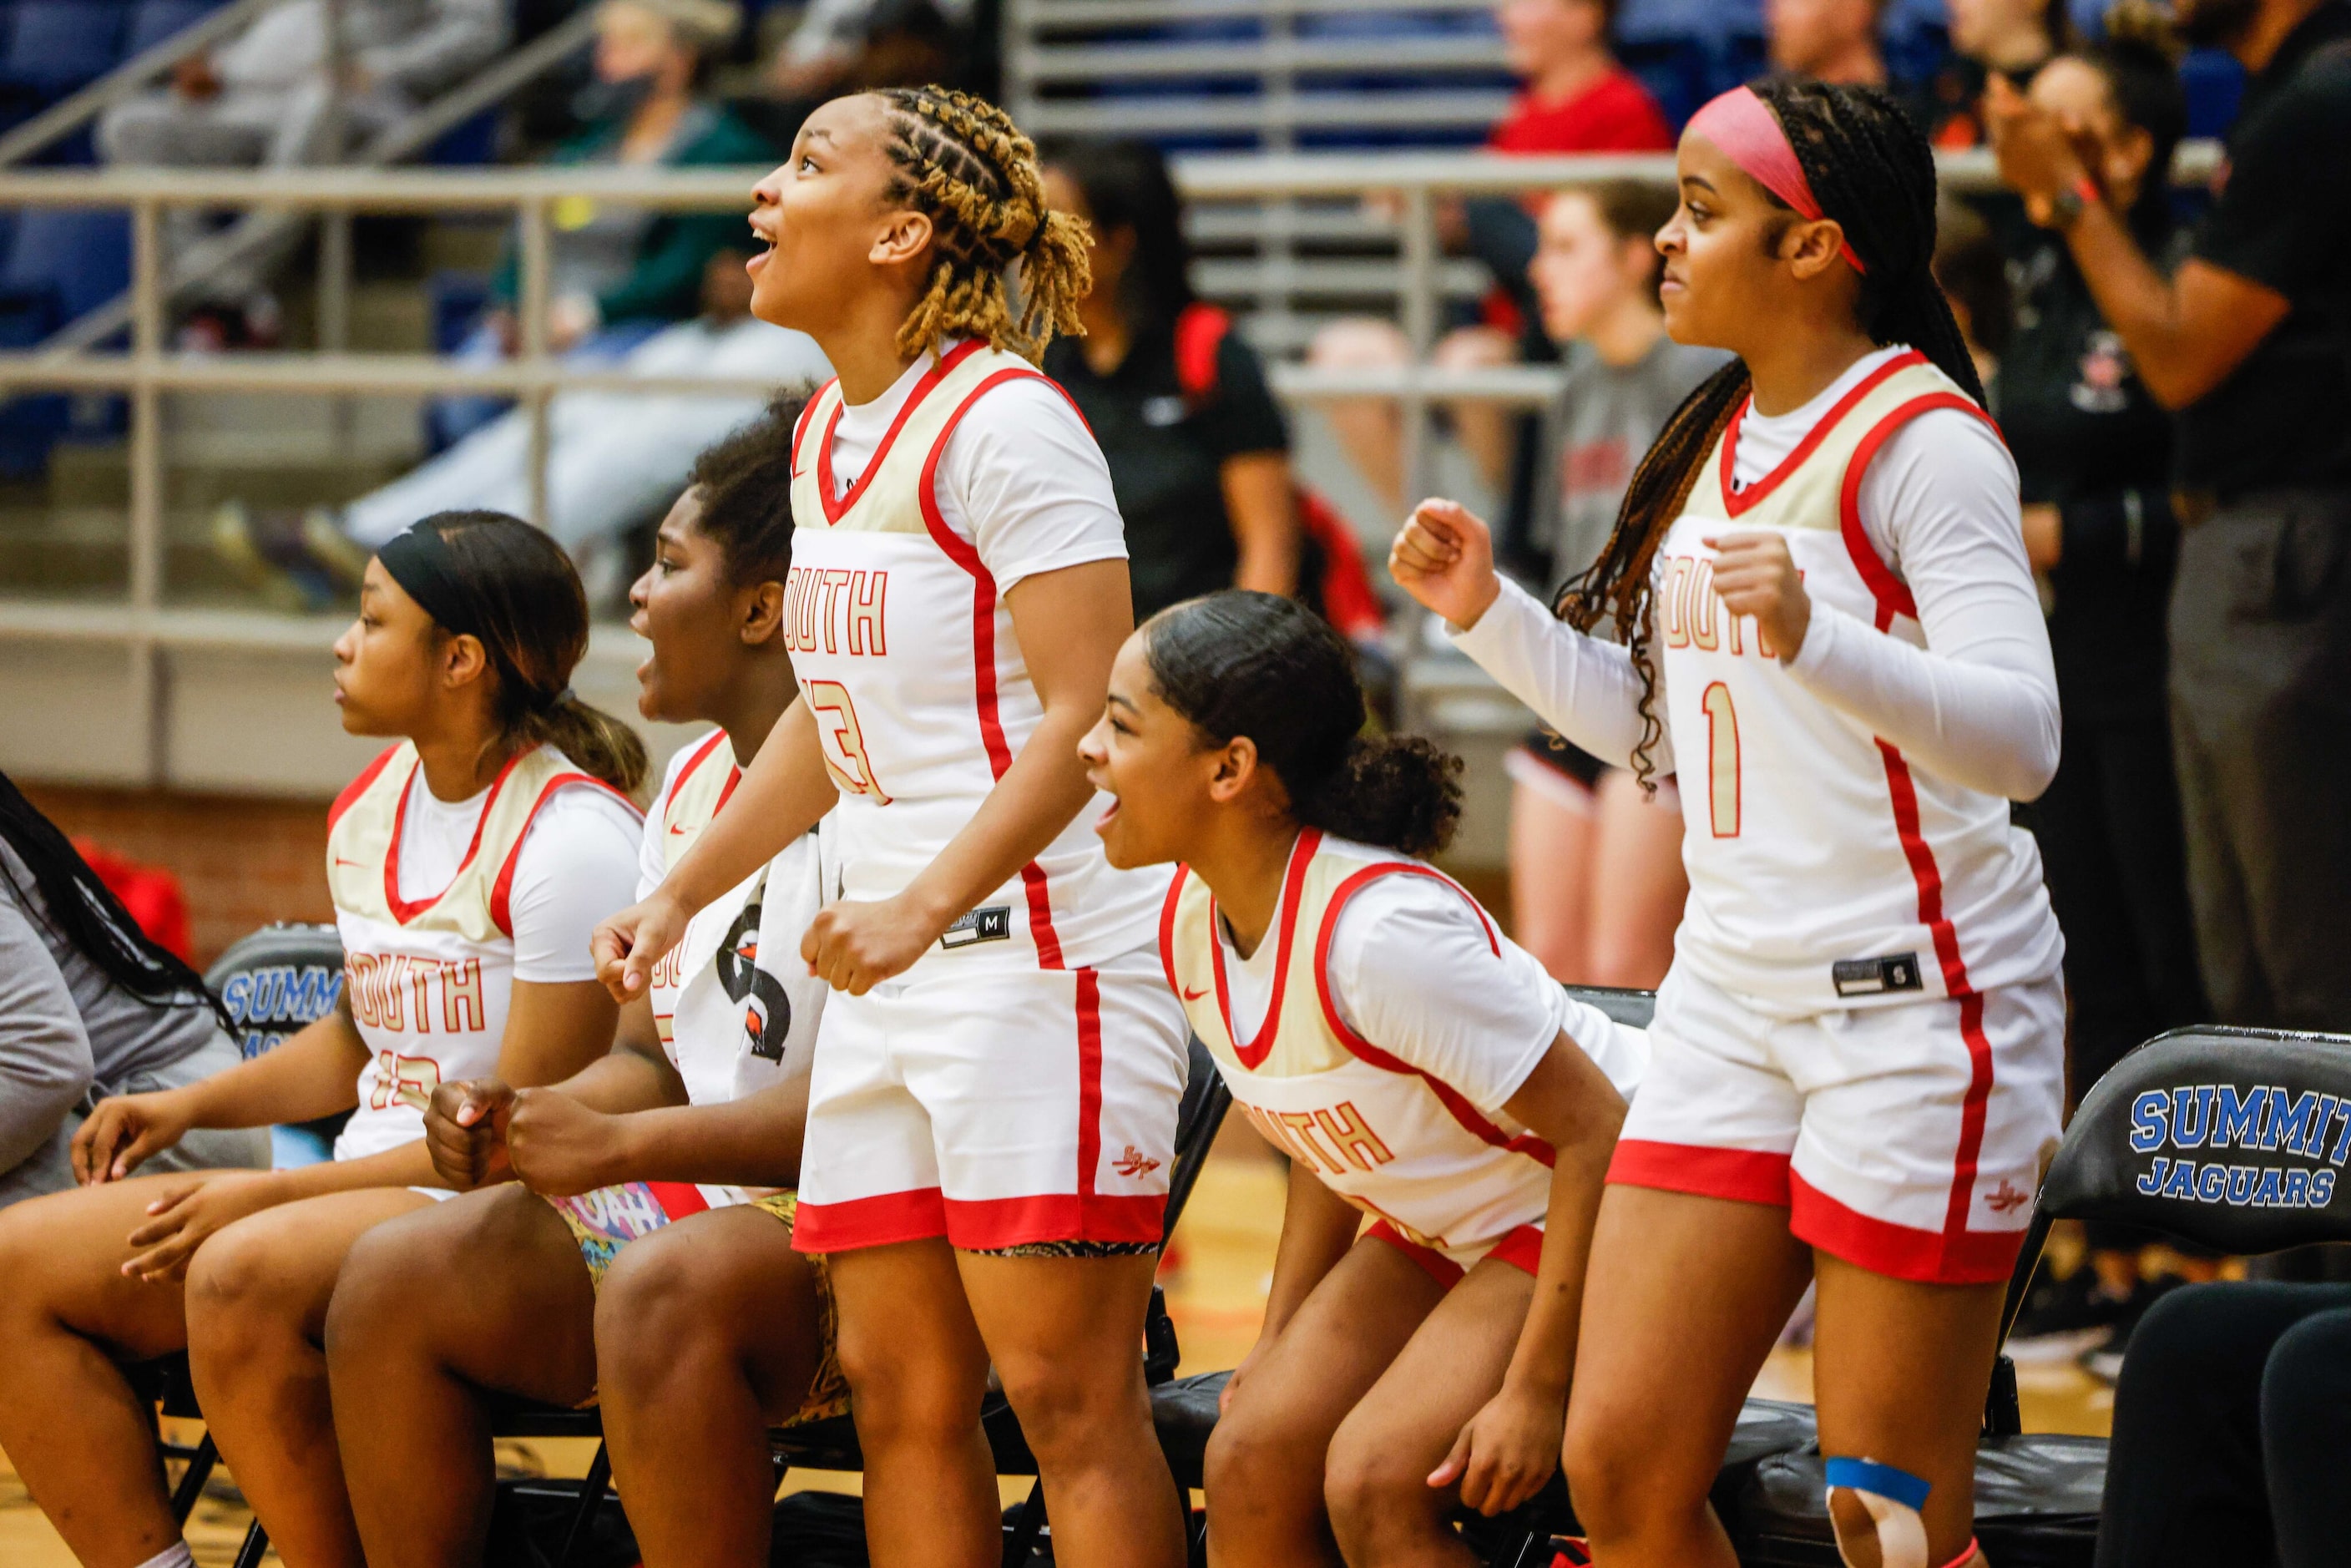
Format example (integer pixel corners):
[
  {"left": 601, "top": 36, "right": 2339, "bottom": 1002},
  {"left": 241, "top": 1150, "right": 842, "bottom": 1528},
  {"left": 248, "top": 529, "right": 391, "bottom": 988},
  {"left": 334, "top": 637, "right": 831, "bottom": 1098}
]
[
  {"left": 1831, "top": 953, "right": 1924, "bottom": 998},
  {"left": 939, "top": 905, "right": 1013, "bottom": 949}
]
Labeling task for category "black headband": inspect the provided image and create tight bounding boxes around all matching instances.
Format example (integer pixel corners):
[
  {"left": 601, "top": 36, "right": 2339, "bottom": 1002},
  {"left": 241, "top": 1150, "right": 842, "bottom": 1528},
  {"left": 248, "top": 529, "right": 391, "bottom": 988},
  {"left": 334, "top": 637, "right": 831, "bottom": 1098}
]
[{"left": 377, "top": 521, "right": 482, "bottom": 640}]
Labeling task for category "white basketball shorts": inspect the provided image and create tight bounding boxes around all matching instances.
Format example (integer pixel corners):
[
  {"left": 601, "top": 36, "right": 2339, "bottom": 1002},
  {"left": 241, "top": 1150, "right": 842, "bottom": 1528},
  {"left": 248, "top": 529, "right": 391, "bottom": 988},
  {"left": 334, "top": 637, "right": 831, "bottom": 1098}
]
[
  {"left": 1606, "top": 964, "right": 2065, "bottom": 1284},
  {"left": 791, "top": 945, "right": 1190, "bottom": 1254}
]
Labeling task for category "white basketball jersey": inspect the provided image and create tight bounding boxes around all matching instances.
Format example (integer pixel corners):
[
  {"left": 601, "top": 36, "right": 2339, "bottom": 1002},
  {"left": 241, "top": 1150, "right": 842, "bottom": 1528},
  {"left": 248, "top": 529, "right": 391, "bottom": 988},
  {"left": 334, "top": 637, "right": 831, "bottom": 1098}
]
[
  {"left": 645, "top": 728, "right": 742, "bottom": 1051},
  {"left": 1657, "top": 350, "right": 2061, "bottom": 1012},
  {"left": 666, "top": 831, "right": 828, "bottom": 1108},
  {"left": 326, "top": 743, "right": 642, "bottom": 1161},
  {"left": 785, "top": 340, "right": 1164, "bottom": 973},
  {"left": 1162, "top": 831, "right": 1555, "bottom": 1257}
]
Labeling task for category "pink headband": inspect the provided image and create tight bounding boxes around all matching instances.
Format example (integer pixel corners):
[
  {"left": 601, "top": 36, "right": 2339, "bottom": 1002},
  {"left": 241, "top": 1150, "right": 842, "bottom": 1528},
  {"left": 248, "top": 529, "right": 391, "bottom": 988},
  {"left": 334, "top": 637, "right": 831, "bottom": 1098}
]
[{"left": 1685, "top": 86, "right": 1867, "bottom": 275}]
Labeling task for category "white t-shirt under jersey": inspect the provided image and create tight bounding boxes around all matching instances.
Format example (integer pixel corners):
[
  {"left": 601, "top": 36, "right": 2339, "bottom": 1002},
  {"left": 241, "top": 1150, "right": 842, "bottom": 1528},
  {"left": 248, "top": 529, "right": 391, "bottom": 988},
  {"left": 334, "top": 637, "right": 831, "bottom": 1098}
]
[
  {"left": 826, "top": 346, "right": 1129, "bottom": 593},
  {"left": 393, "top": 768, "right": 642, "bottom": 982},
  {"left": 1212, "top": 843, "right": 1647, "bottom": 1112}
]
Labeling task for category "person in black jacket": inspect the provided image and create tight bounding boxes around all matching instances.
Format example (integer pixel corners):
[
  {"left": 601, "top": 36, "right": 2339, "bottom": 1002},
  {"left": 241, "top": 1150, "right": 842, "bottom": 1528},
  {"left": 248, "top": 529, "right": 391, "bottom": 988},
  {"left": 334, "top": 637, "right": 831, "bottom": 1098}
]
[
  {"left": 1035, "top": 138, "right": 1301, "bottom": 625},
  {"left": 1996, "top": 26, "right": 2213, "bottom": 1345}
]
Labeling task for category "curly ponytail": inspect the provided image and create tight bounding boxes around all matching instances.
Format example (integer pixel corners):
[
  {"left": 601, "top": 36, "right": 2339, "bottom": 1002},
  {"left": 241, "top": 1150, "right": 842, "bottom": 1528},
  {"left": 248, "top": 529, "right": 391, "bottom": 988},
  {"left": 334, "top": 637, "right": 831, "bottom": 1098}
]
[
  {"left": 1557, "top": 76, "right": 1974, "bottom": 787},
  {"left": 408, "top": 512, "right": 650, "bottom": 798},
  {"left": 1144, "top": 592, "right": 1463, "bottom": 859},
  {"left": 873, "top": 85, "right": 1091, "bottom": 362}
]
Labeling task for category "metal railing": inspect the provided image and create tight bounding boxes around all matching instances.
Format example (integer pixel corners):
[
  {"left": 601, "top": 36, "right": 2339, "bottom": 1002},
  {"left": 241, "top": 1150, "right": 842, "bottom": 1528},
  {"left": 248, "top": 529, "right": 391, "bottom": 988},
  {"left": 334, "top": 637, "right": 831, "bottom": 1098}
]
[{"left": 0, "top": 142, "right": 2223, "bottom": 781}]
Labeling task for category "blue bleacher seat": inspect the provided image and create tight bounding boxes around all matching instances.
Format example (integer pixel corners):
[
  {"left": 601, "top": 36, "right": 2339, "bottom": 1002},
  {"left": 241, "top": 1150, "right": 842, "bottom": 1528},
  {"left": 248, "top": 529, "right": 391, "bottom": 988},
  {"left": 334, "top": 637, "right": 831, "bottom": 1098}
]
[
  {"left": 1619, "top": 32, "right": 1713, "bottom": 131},
  {"left": 124, "top": 0, "right": 218, "bottom": 55},
  {"left": 2, "top": 3, "right": 129, "bottom": 97},
  {"left": 2180, "top": 48, "right": 2245, "bottom": 139},
  {"left": 5, "top": 207, "right": 129, "bottom": 323}
]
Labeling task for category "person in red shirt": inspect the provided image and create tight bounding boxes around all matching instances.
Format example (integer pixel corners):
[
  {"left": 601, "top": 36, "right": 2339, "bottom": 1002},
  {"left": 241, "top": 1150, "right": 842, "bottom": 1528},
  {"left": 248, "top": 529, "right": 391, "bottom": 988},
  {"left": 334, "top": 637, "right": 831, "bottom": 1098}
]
[
  {"left": 1489, "top": 0, "right": 1676, "bottom": 154},
  {"left": 1311, "top": 0, "right": 1674, "bottom": 516}
]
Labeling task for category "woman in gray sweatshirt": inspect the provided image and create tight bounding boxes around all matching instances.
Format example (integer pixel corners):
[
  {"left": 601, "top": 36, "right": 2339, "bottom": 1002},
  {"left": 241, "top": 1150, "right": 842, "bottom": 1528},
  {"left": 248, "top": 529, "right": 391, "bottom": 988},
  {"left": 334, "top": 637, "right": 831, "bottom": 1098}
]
[{"left": 0, "top": 773, "right": 266, "bottom": 1206}]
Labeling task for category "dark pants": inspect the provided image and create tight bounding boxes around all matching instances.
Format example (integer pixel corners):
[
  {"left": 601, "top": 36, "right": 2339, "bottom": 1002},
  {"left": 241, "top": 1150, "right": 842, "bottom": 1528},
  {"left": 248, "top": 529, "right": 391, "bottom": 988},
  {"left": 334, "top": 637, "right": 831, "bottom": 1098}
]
[
  {"left": 2167, "top": 490, "right": 2351, "bottom": 1031},
  {"left": 2035, "top": 702, "right": 2207, "bottom": 1101},
  {"left": 2097, "top": 1282, "right": 2351, "bottom": 1568}
]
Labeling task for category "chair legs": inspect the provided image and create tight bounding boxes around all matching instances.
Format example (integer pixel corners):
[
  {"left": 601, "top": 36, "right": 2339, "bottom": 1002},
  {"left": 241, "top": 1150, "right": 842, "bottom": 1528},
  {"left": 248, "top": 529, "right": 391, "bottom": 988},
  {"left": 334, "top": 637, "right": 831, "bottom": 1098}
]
[
  {"left": 549, "top": 1440, "right": 614, "bottom": 1568},
  {"left": 168, "top": 1432, "right": 220, "bottom": 1527},
  {"left": 231, "top": 1519, "right": 270, "bottom": 1568},
  {"left": 1002, "top": 1478, "right": 1047, "bottom": 1566}
]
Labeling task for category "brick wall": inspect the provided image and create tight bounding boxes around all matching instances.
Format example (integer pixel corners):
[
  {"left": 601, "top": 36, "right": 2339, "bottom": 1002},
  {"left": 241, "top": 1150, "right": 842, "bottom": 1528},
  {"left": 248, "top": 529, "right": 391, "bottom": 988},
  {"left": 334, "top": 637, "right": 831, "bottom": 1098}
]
[{"left": 24, "top": 785, "right": 336, "bottom": 968}]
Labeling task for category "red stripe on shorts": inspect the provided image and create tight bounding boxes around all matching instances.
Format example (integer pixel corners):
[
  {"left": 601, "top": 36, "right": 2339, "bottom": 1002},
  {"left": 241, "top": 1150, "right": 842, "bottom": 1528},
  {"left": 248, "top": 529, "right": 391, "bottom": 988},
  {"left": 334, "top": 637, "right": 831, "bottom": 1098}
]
[
  {"left": 1606, "top": 1139, "right": 1792, "bottom": 1206},
  {"left": 1075, "top": 968, "right": 1102, "bottom": 1204},
  {"left": 1789, "top": 1171, "right": 2025, "bottom": 1285}
]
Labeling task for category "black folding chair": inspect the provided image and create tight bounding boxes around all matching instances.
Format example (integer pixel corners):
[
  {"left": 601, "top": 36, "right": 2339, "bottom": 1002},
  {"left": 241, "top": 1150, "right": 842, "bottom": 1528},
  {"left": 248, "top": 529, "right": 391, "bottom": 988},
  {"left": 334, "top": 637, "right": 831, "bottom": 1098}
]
[{"left": 1734, "top": 1024, "right": 2351, "bottom": 1566}]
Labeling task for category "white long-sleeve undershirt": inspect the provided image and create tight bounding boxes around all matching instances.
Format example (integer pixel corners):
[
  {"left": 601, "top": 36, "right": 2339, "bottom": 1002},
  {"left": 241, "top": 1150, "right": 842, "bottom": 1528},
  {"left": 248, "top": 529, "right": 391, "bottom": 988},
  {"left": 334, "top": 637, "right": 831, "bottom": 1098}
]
[{"left": 1452, "top": 347, "right": 2061, "bottom": 802}]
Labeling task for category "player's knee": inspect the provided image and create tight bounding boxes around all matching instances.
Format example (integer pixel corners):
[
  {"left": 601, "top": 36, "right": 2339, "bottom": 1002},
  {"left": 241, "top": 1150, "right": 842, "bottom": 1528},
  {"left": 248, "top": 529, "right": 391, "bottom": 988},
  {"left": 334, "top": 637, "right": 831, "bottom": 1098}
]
[
  {"left": 2110, "top": 1282, "right": 2227, "bottom": 1399},
  {"left": 833, "top": 1325, "right": 980, "bottom": 1448},
  {"left": 594, "top": 1235, "right": 741, "bottom": 1396},
  {"left": 1561, "top": 1406, "right": 1666, "bottom": 1541},
  {"left": 1322, "top": 1417, "right": 1435, "bottom": 1553},
  {"left": 992, "top": 1347, "right": 1145, "bottom": 1464},
  {"left": 183, "top": 1222, "right": 287, "bottom": 1357},
  {"left": 1203, "top": 1395, "right": 1315, "bottom": 1513},
  {"left": 2261, "top": 1308, "right": 2351, "bottom": 1447},
  {"left": 322, "top": 1217, "right": 433, "bottom": 1360}
]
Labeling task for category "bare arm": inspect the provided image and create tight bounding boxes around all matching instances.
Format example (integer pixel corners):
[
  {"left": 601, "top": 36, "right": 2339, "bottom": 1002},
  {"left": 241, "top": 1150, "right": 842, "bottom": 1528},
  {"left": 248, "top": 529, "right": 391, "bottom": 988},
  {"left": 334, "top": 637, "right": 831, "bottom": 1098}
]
[
  {"left": 599, "top": 698, "right": 837, "bottom": 1000},
  {"left": 1219, "top": 1154, "right": 1365, "bottom": 1415},
  {"left": 800, "top": 557, "right": 1135, "bottom": 994},
  {"left": 1986, "top": 77, "right": 2290, "bottom": 409},
  {"left": 1437, "top": 1030, "right": 1627, "bottom": 1515},
  {"left": 506, "top": 1073, "right": 814, "bottom": 1196},
  {"left": 1221, "top": 452, "right": 1302, "bottom": 599}
]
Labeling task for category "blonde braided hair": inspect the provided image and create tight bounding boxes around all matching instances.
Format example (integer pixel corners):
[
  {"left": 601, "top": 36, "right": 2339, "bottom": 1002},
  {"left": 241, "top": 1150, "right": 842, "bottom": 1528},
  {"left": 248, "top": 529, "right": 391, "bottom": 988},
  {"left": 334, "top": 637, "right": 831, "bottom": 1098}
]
[{"left": 873, "top": 85, "right": 1092, "bottom": 361}]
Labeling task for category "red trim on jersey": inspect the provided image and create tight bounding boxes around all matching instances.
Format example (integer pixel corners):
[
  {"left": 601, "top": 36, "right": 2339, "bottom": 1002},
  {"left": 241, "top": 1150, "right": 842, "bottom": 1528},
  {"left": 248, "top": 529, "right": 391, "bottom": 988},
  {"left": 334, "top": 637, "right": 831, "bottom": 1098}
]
[
  {"left": 1836, "top": 392, "right": 2001, "bottom": 630},
  {"left": 1365, "top": 1221, "right": 1544, "bottom": 1289},
  {"left": 1312, "top": 862, "right": 1554, "bottom": 1169},
  {"left": 1791, "top": 1170, "right": 2025, "bottom": 1284},
  {"left": 1075, "top": 968, "right": 1104, "bottom": 1201},
  {"left": 1205, "top": 830, "right": 1322, "bottom": 1070},
  {"left": 915, "top": 362, "right": 1075, "bottom": 970},
  {"left": 791, "top": 1186, "right": 1167, "bottom": 1252},
  {"left": 1157, "top": 865, "right": 1190, "bottom": 994},
  {"left": 382, "top": 750, "right": 526, "bottom": 926},
  {"left": 1716, "top": 349, "right": 1925, "bottom": 518},
  {"left": 1606, "top": 1139, "right": 1792, "bottom": 1206},
  {"left": 665, "top": 729, "right": 731, "bottom": 814},
  {"left": 814, "top": 339, "right": 987, "bottom": 526},
  {"left": 488, "top": 771, "right": 644, "bottom": 939},
  {"left": 329, "top": 745, "right": 402, "bottom": 834},
  {"left": 791, "top": 386, "right": 826, "bottom": 474},
  {"left": 1368, "top": 1220, "right": 1464, "bottom": 1287},
  {"left": 1488, "top": 1222, "right": 1546, "bottom": 1278},
  {"left": 645, "top": 1180, "right": 713, "bottom": 1222}
]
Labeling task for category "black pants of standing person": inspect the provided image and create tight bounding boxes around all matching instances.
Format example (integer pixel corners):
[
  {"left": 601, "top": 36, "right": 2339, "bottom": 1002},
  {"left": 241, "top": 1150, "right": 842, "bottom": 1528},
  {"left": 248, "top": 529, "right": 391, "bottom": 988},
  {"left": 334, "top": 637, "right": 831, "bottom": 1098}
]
[
  {"left": 2097, "top": 1282, "right": 2351, "bottom": 1568},
  {"left": 2168, "top": 489, "right": 2351, "bottom": 1034},
  {"left": 2035, "top": 700, "right": 2208, "bottom": 1100}
]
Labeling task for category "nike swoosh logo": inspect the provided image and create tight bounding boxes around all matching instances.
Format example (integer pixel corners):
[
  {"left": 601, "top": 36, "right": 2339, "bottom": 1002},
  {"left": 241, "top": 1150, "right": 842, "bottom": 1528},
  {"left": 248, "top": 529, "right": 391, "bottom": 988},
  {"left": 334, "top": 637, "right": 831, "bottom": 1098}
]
[
  {"left": 332, "top": 857, "right": 367, "bottom": 868},
  {"left": 669, "top": 824, "right": 690, "bottom": 835},
  {"left": 1181, "top": 985, "right": 1207, "bottom": 1001}
]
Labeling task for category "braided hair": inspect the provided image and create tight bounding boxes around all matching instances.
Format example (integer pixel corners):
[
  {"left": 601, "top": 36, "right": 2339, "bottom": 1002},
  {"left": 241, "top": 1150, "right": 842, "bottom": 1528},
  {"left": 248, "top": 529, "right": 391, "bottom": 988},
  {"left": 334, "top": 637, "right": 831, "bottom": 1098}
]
[
  {"left": 873, "top": 85, "right": 1092, "bottom": 362},
  {"left": 1555, "top": 77, "right": 1984, "bottom": 787}
]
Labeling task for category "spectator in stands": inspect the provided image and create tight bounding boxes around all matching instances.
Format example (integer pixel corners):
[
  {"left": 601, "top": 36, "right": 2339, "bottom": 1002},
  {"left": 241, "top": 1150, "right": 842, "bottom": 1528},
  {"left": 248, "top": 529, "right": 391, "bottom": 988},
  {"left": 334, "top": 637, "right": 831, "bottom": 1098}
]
[
  {"left": 1930, "top": 0, "right": 2070, "bottom": 144},
  {"left": 214, "top": 250, "right": 830, "bottom": 610},
  {"left": 0, "top": 773, "right": 267, "bottom": 1208},
  {"left": 1506, "top": 180, "right": 1722, "bottom": 990},
  {"left": 1308, "top": 0, "right": 1675, "bottom": 518},
  {"left": 770, "top": 0, "right": 976, "bottom": 98},
  {"left": 96, "top": 0, "right": 509, "bottom": 338},
  {"left": 1990, "top": 0, "right": 2351, "bottom": 1034},
  {"left": 1767, "top": 0, "right": 1901, "bottom": 90},
  {"left": 2097, "top": 1282, "right": 2351, "bottom": 1565},
  {"left": 1994, "top": 28, "right": 2217, "bottom": 1350},
  {"left": 1931, "top": 196, "right": 2014, "bottom": 382},
  {"left": 1037, "top": 139, "right": 1300, "bottom": 624},
  {"left": 430, "top": 0, "right": 770, "bottom": 446}
]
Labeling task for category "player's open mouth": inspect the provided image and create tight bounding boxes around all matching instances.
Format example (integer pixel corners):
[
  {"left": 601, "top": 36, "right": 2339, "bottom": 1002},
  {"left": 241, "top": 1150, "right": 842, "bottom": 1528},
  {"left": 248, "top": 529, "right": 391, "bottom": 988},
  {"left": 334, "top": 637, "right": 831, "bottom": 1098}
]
[{"left": 1094, "top": 797, "right": 1120, "bottom": 836}]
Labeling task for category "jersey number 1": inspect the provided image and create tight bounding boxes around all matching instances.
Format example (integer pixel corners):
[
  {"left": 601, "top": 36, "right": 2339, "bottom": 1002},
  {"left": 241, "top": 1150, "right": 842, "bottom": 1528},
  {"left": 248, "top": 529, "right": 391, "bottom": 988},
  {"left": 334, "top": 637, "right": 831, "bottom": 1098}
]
[
  {"left": 1702, "top": 681, "right": 1740, "bottom": 838},
  {"left": 806, "top": 680, "right": 892, "bottom": 802}
]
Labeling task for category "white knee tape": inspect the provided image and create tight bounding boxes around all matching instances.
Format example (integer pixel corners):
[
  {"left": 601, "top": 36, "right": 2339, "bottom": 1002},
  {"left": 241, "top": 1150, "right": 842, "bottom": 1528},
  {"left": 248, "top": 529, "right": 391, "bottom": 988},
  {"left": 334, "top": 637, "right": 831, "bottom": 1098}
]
[{"left": 1823, "top": 1456, "right": 1931, "bottom": 1568}]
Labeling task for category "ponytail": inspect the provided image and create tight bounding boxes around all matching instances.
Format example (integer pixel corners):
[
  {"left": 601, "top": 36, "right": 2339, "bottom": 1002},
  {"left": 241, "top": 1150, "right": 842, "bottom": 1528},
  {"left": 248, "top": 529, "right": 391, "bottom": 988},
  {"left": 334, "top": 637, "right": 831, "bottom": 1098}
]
[
  {"left": 1557, "top": 77, "right": 1976, "bottom": 786},
  {"left": 1144, "top": 591, "right": 1463, "bottom": 859},
  {"left": 382, "top": 512, "right": 650, "bottom": 797}
]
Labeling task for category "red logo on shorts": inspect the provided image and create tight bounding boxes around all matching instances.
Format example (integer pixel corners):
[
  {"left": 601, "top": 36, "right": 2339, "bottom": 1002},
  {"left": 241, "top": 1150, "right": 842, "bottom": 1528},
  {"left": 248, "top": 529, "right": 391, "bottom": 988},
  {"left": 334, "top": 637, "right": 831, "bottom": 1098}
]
[
  {"left": 1984, "top": 1180, "right": 2030, "bottom": 1213},
  {"left": 1114, "top": 1146, "right": 1161, "bottom": 1179}
]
